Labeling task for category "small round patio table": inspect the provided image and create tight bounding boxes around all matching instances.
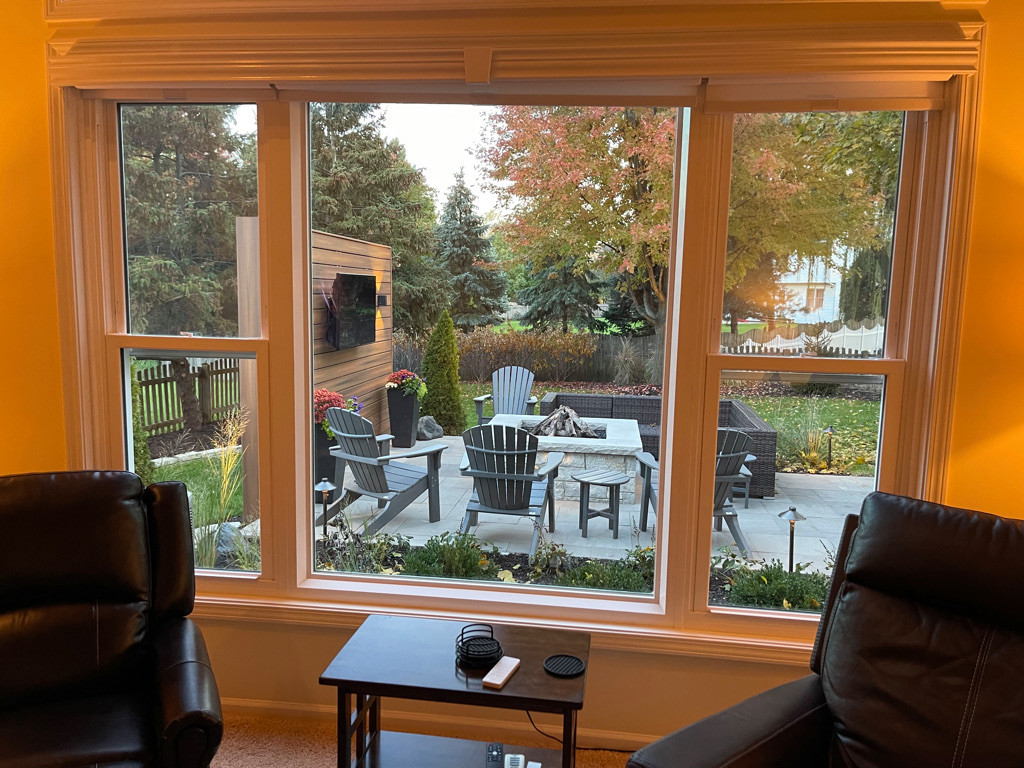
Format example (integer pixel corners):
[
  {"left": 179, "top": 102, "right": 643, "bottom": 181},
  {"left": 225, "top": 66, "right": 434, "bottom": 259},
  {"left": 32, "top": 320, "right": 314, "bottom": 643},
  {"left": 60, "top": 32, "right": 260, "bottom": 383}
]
[{"left": 572, "top": 469, "right": 630, "bottom": 539}]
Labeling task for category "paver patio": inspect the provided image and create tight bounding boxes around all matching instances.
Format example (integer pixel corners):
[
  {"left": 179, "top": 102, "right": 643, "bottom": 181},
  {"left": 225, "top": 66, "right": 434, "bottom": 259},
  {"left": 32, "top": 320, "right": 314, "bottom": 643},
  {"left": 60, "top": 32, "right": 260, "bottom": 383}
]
[{"left": 320, "top": 435, "right": 874, "bottom": 572}]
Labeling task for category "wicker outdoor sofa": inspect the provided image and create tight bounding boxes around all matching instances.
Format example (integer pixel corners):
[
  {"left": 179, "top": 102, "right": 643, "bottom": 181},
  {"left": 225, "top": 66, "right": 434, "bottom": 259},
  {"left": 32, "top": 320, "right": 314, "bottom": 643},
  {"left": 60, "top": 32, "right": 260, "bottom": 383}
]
[{"left": 539, "top": 392, "right": 777, "bottom": 497}]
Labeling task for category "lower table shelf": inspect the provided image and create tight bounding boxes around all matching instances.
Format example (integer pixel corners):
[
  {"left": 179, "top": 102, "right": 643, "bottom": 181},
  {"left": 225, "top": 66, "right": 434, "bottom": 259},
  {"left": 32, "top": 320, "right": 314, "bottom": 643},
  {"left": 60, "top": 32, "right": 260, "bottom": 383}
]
[{"left": 350, "top": 730, "right": 561, "bottom": 768}]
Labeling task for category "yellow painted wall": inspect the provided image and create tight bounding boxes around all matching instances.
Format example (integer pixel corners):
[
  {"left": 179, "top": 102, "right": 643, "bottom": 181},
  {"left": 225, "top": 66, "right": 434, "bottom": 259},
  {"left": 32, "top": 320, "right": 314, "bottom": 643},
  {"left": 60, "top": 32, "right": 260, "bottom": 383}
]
[
  {"left": 0, "top": 2, "right": 65, "bottom": 474},
  {"left": 2, "top": 0, "right": 1023, "bottom": 747},
  {"left": 947, "top": 0, "right": 1024, "bottom": 513}
]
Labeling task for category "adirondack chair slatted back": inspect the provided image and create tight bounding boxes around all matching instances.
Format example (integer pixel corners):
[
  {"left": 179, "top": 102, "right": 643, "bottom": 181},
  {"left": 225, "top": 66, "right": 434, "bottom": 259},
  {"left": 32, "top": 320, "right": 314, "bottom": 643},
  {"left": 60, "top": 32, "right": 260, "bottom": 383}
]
[
  {"left": 326, "top": 408, "right": 389, "bottom": 495},
  {"left": 492, "top": 366, "right": 535, "bottom": 416},
  {"left": 714, "top": 429, "right": 754, "bottom": 511},
  {"left": 464, "top": 425, "right": 538, "bottom": 512}
]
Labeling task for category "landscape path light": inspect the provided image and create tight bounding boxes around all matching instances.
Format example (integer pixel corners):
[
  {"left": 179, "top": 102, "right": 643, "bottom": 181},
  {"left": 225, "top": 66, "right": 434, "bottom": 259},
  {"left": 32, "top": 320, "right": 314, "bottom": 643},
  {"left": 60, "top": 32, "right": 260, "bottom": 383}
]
[
  {"left": 823, "top": 425, "right": 835, "bottom": 469},
  {"left": 314, "top": 477, "right": 337, "bottom": 537},
  {"left": 778, "top": 505, "right": 806, "bottom": 573}
]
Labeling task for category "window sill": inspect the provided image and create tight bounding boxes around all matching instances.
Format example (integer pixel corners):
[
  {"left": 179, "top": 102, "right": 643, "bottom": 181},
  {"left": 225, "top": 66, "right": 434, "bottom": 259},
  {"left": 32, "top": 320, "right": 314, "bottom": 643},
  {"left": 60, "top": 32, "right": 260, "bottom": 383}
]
[{"left": 192, "top": 590, "right": 815, "bottom": 667}]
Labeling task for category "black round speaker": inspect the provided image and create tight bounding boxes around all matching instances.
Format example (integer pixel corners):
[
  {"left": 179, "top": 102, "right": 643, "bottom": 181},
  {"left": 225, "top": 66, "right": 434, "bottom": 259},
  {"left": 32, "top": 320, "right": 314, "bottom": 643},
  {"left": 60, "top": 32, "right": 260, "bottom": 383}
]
[{"left": 456, "top": 624, "right": 504, "bottom": 668}]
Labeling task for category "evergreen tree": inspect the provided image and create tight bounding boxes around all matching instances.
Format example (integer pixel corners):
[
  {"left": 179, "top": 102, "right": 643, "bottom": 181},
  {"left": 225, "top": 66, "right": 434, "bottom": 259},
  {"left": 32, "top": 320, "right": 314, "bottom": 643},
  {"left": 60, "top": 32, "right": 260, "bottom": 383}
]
[
  {"left": 435, "top": 171, "right": 507, "bottom": 329},
  {"left": 121, "top": 104, "right": 258, "bottom": 337},
  {"left": 420, "top": 310, "right": 466, "bottom": 435},
  {"left": 310, "top": 103, "right": 449, "bottom": 335},
  {"left": 518, "top": 263, "right": 602, "bottom": 333},
  {"left": 600, "top": 279, "right": 654, "bottom": 336}
]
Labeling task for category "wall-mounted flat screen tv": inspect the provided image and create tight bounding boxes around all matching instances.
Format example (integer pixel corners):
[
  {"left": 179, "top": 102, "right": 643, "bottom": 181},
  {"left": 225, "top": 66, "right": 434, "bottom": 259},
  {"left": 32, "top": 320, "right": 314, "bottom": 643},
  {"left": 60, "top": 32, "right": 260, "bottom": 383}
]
[{"left": 325, "top": 272, "right": 376, "bottom": 349}]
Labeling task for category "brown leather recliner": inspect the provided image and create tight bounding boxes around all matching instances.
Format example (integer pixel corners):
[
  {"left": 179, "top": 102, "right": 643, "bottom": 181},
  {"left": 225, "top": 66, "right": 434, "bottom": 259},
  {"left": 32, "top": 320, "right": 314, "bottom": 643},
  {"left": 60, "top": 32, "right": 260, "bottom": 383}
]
[
  {"left": 0, "top": 471, "right": 223, "bottom": 768},
  {"left": 628, "top": 491, "right": 1024, "bottom": 768}
]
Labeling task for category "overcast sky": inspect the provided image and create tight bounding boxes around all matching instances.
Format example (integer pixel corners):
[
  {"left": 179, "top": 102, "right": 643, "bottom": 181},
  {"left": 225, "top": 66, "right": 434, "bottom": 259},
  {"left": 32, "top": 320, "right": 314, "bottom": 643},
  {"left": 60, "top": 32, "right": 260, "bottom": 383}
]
[
  {"left": 232, "top": 102, "right": 502, "bottom": 218},
  {"left": 380, "top": 103, "right": 500, "bottom": 217}
]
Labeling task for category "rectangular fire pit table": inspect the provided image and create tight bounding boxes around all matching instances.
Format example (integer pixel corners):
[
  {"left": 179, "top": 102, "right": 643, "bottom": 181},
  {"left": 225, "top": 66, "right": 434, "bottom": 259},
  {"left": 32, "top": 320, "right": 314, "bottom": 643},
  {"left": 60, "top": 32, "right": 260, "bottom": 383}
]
[
  {"left": 320, "top": 614, "right": 590, "bottom": 768},
  {"left": 487, "top": 414, "right": 643, "bottom": 502}
]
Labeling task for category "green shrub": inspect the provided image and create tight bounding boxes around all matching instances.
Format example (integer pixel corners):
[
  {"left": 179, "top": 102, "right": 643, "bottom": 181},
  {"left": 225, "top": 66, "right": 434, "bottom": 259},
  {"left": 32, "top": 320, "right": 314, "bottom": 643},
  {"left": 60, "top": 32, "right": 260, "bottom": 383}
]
[
  {"left": 316, "top": 526, "right": 410, "bottom": 574},
  {"left": 400, "top": 531, "right": 499, "bottom": 580},
  {"left": 725, "top": 559, "right": 830, "bottom": 612},
  {"left": 553, "top": 547, "right": 654, "bottom": 593},
  {"left": 421, "top": 310, "right": 466, "bottom": 434},
  {"left": 130, "top": 363, "right": 156, "bottom": 487}
]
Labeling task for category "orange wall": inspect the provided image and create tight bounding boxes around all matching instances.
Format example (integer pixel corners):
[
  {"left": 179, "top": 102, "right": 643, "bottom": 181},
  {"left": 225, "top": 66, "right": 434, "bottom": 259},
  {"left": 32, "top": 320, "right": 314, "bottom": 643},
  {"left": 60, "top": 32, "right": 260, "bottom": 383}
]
[
  {"left": 0, "top": 3, "right": 65, "bottom": 474},
  {"left": 946, "top": 0, "right": 1024, "bottom": 513}
]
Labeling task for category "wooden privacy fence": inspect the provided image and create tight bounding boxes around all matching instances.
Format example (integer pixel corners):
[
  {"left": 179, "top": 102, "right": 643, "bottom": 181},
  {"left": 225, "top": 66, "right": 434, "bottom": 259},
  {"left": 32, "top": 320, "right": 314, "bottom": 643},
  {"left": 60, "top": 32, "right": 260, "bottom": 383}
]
[{"left": 136, "top": 358, "right": 240, "bottom": 435}]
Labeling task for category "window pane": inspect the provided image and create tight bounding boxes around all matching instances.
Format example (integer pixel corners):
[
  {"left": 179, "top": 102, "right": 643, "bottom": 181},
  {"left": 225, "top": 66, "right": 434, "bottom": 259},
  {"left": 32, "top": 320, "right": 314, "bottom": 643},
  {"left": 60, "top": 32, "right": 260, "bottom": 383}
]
[
  {"left": 721, "top": 112, "right": 904, "bottom": 359},
  {"left": 125, "top": 352, "right": 260, "bottom": 572},
  {"left": 120, "top": 104, "right": 259, "bottom": 337},
  {"left": 709, "top": 370, "right": 883, "bottom": 613},
  {"left": 308, "top": 103, "right": 684, "bottom": 593}
]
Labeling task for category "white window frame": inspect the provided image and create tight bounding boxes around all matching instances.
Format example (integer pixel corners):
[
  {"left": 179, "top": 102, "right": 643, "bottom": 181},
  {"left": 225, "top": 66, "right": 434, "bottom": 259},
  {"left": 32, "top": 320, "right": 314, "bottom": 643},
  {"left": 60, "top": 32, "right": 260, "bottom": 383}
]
[{"left": 47, "top": 9, "right": 983, "bottom": 663}]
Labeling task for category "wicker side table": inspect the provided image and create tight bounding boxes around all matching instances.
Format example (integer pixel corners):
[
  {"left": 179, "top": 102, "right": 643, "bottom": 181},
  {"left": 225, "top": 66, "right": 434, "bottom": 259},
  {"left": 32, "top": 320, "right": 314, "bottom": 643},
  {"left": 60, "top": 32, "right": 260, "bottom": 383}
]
[{"left": 572, "top": 469, "right": 630, "bottom": 539}]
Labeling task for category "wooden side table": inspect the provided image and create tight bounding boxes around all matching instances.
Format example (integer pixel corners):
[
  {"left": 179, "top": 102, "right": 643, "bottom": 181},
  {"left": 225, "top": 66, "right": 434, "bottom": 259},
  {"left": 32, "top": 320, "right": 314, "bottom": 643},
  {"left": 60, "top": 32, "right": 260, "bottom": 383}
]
[
  {"left": 572, "top": 469, "right": 630, "bottom": 539},
  {"left": 320, "top": 614, "right": 590, "bottom": 768}
]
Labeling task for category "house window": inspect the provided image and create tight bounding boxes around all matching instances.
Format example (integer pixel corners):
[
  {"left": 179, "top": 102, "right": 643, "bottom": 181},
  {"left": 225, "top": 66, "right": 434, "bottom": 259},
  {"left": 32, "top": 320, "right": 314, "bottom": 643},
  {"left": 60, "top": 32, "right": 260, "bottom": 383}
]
[
  {"left": 806, "top": 286, "right": 826, "bottom": 312},
  {"left": 118, "top": 104, "right": 264, "bottom": 573},
  {"left": 707, "top": 112, "right": 905, "bottom": 612}
]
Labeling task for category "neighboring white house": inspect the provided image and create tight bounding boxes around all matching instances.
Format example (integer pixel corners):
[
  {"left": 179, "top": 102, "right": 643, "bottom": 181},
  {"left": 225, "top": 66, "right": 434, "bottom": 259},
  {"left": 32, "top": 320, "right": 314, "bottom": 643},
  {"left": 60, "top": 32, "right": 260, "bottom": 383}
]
[{"left": 779, "top": 257, "right": 844, "bottom": 324}]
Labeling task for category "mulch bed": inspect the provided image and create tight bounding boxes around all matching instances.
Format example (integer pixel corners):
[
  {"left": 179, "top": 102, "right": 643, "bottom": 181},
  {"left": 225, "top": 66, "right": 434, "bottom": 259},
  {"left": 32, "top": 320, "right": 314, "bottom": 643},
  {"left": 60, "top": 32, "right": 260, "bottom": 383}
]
[{"left": 147, "top": 423, "right": 221, "bottom": 460}]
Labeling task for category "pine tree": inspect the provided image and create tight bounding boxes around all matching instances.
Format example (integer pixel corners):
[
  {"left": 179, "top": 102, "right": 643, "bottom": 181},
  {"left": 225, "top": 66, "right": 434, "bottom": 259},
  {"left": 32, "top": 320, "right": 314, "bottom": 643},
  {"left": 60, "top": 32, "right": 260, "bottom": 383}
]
[
  {"left": 600, "top": 279, "right": 654, "bottom": 336},
  {"left": 310, "top": 103, "right": 449, "bottom": 335},
  {"left": 435, "top": 171, "right": 507, "bottom": 329},
  {"left": 420, "top": 310, "right": 466, "bottom": 435},
  {"left": 518, "top": 263, "right": 602, "bottom": 333}
]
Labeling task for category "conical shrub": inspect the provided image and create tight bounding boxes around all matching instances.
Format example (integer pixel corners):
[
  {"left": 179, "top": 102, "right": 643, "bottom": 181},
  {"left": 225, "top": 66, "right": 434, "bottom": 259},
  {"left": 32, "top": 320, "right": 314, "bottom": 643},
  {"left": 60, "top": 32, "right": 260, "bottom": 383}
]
[{"left": 421, "top": 309, "right": 466, "bottom": 435}]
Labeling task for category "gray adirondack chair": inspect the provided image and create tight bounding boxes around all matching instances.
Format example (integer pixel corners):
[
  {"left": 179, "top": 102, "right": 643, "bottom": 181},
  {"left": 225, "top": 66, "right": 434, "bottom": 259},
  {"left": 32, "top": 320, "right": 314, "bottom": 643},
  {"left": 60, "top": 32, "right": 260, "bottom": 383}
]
[
  {"left": 713, "top": 429, "right": 754, "bottom": 557},
  {"left": 473, "top": 366, "right": 538, "bottom": 425},
  {"left": 459, "top": 424, "right": 564, "bottom": 557},
  {"left": 325, "top": 407, "right": 447, "bottom": 535},
  {"left": 716, "top": 427, "right": 755, "bottom": 508},
  {"left": 637, "top": 428, "right": 754, "bottom": 556}
]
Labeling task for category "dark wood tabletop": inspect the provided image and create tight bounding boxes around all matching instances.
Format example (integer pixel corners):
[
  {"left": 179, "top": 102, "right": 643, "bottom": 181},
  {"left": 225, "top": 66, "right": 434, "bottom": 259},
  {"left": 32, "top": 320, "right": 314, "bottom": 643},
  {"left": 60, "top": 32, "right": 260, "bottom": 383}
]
[{"left": 320, "top": 614, "right": 590, "bottom": 714}]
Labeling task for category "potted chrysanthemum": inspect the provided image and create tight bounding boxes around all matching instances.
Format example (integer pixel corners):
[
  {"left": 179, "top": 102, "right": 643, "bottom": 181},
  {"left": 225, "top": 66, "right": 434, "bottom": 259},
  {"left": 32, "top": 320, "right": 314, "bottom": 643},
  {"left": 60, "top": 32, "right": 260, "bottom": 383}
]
[
  {"left": 385, "top": 369, "right": 427, "bottom": 447},
  {"left": 313, "top": 388, "right": 361, "bottom": 489}
]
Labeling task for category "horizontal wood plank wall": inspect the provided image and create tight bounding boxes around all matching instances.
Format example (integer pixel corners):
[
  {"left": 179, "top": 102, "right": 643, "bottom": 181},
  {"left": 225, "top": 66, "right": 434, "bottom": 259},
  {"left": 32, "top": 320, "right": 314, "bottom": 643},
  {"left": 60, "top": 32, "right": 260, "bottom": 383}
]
[{"left": 311, "top": 230, "right": 392, "bottom": 434}]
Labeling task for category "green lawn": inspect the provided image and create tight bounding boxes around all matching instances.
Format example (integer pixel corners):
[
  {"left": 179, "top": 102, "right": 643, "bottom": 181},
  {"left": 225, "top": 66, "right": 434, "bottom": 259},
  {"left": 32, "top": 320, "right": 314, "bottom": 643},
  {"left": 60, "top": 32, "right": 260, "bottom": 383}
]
[{"left": 734, "top": 394, "right": 880, "bottom": 476}]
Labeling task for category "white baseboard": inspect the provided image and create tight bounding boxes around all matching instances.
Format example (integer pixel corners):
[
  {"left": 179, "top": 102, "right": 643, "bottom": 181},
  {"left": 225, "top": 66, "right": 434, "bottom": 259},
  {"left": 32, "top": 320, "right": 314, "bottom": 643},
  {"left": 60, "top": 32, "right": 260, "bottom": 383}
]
[{"left": 221, "top": 697, "right": 653, "bottom": 752}]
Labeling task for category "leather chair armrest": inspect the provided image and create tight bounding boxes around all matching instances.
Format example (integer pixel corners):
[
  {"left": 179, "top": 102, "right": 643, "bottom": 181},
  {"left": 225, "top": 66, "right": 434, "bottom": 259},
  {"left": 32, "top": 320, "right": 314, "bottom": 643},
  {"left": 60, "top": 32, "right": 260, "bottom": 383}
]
[
  {"left": 153, "top": 617, "right": 223, "bottom": 768},
  {"left": 627, "top": 674, "right": 831, "bottom": 768}
]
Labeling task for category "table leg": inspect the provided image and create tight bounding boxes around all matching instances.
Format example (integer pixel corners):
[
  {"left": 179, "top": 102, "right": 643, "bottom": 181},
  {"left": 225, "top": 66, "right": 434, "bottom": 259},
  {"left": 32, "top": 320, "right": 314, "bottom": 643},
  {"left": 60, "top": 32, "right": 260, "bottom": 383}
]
[
  {"left": 561, "top": 709, "right": 578, "bottom": 768},
  {"left": 610, "top": 485, "right": 620, "bottom": 539},
  {"left": 580, "top": 483, "right": 590, "bottom": 538},
  {"left": 338, "top": 689, "right": 351, "bottom": 768}
]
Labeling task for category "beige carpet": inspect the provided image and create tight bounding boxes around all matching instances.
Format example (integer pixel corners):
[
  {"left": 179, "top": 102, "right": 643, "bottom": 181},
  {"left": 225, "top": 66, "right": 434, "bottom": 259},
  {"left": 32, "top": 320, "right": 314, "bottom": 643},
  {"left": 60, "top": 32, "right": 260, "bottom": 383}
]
[{"left": 214, "top": 713, "right": 629, "bottom": 768}]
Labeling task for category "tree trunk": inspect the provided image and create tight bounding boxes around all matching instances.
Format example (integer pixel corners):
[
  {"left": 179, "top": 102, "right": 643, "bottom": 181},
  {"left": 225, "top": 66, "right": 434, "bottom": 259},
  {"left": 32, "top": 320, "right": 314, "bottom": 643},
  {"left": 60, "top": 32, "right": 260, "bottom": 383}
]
[{"left": 170, "top": 357, "right": 203, "bottom": 435}]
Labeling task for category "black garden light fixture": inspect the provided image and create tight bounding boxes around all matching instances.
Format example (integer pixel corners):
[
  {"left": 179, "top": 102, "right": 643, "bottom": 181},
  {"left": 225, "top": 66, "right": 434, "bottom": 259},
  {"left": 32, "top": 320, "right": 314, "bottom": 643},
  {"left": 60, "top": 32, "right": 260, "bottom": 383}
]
[
  {"left": 823, "top": 425, "right": 835, "bottom": 469},
  {"left": 778, "top": 505, "right": 806, "bottom": 573},
  {"left": 314, "top": 477, "right": 337, "bottom": 537}
]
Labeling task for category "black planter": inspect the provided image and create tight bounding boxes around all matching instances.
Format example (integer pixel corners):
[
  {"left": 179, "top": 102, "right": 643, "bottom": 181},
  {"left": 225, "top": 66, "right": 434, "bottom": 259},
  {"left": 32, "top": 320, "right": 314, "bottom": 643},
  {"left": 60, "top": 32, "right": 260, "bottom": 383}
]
[
  {"left": 387, "top": 389, "right": 419, "bottom": 448},
  {"left": 313, "top": 424, "right": 335, "bottom": 490}
]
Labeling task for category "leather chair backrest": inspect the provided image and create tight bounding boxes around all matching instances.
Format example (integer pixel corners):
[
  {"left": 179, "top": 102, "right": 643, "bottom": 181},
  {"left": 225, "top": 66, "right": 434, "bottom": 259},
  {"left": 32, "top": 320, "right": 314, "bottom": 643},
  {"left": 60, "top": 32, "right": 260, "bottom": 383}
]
[
  {"left": 0, "top": 471, "right": 160, "bottom": 705},
  {"left": 812, "top": 492, "right": 1024, "bottom": 767}
]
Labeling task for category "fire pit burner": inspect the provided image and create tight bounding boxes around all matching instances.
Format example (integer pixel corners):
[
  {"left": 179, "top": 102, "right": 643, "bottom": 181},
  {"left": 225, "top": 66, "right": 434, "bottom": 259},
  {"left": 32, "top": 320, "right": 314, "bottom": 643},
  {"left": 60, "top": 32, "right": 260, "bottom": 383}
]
[{"left": 530, "top": 406, "right": 602, "bottom": 439}]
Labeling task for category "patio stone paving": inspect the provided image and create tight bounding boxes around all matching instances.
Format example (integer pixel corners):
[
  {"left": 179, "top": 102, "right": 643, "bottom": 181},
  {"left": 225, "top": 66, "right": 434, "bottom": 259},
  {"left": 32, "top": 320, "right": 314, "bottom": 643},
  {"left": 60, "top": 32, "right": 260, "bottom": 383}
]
[{"left": 319, "top": 435, "right": 875, "bottom": 573}]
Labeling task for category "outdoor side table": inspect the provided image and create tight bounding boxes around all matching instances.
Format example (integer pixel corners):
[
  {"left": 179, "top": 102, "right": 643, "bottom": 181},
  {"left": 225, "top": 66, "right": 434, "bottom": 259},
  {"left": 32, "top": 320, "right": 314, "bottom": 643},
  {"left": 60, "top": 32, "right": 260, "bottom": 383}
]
[{"left": 572, "top": 469, "right": 630, "bottom": 539}]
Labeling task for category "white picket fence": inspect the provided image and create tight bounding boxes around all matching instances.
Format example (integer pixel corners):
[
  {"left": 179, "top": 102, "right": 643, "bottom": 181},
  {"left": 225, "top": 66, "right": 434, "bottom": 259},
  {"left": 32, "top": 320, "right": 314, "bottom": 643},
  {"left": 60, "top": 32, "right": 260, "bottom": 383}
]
[{"left": 721, "top": 322, "right": 884, "bottom": 356}]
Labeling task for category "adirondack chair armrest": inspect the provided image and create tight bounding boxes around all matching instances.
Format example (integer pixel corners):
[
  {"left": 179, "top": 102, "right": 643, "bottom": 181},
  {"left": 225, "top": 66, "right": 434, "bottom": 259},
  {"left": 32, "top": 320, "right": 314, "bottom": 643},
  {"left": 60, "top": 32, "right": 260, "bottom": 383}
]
[
  {"left": 473, "top": 394, "right": 493, "bottom": 403},
  {"left": 637, "top": 451, "right": 659, "bottom": 474},
  {"left": 329, "top": 446, "right": 388, "bottom": 466},
  {"left": 385, "top": 443, "right": 448, "bottom": 462},
  {"left": 377, "top": 434, "right": 394, "bottom": 455},
  {"left": 527, "top": 395, "right": 538, "bottom": 415},
  {"left": 537, "top": 451, "right": 565, "bottom": 477},
  {"left": 459, "top": 452, "right": 470, "bottom": 473}
]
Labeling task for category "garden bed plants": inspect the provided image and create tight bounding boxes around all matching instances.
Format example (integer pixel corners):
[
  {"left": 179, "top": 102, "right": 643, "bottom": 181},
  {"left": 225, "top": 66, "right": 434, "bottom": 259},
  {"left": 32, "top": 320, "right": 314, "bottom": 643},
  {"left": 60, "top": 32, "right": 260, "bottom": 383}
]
[
  {"left": 709, "top": 550, "right": 832, "bottom": 613},
  {"left": 313, "top": 527, "right": 655, "bottom": 593}
]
